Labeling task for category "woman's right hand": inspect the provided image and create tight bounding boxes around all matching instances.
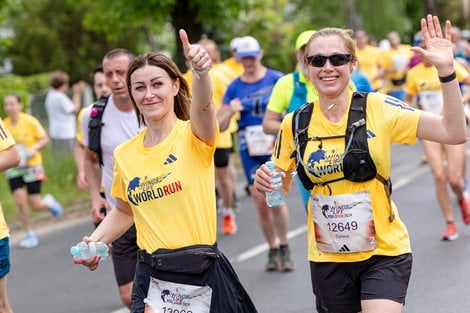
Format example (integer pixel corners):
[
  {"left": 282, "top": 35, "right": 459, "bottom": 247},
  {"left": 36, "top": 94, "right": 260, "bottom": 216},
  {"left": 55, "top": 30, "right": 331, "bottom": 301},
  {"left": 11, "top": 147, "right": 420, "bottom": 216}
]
[
  {"left": 72, "top": 236, "right": 101, "bottom": 271},
  {"left": 254, "top": 164, "right": 286, "bottom": 193}
]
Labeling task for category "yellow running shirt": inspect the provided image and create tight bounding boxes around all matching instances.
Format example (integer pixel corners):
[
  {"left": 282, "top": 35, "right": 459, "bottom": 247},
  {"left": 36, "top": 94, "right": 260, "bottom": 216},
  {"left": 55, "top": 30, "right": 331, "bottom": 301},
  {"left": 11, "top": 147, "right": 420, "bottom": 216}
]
[
  {"left": 273, "top": 92, "right": 421, "bottom": 262},
  {"left": 0, "top": 120, "right": 16, "bottom": 239},
  {"left": 406, "top": 62, "right": 469, "bottom": 113},
  {"left": 4, "top": 112, "right": 46, "bottom": 167},
  {"left": 356, "top": 45, "right": 383, "bottom": 90},
  {"left": 382, "top": 45, "right": 413, "bottom": 92},
  {"left": 111, "top": 119, "right": 218, "bottom": 253}
]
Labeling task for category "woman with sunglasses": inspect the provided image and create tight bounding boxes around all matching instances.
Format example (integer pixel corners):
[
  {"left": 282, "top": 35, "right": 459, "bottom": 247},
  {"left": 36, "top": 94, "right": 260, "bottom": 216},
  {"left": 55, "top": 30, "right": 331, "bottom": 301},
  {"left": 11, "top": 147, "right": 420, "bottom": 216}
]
[{"left": 254, "top": 15, "right": 467, "bottom": 313}]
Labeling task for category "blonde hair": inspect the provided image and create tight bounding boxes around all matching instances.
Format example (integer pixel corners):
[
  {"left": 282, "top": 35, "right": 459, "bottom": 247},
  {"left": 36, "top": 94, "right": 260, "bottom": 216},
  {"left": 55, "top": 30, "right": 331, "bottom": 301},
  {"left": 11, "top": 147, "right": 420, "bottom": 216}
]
[{"left": 304, "top": 27, "right": 357, "bottom": 66}]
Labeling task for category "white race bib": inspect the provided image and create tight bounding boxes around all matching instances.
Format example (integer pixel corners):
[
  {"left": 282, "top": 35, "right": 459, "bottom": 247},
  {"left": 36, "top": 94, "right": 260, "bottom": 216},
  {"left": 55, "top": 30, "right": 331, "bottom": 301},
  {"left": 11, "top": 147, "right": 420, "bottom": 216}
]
[
  {"left": 311, "top": 191, "right": 376, "bottom": 253},
  {"left": 144, "top": 277, "right": 212, "bottom": 313},
  {"left": 419, "top": 90, "right": 443, "bottom": 115},
  {"left": 244, "top": 125, "right": 275, "bottom": 157}
]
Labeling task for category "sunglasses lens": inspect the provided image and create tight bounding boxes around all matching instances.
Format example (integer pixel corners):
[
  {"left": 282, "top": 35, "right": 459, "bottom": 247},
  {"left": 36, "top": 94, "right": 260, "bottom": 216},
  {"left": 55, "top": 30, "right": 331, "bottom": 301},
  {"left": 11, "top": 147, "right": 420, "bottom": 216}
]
[
  {"left": 307, "top": 55, "right": 327, "bottom": 67},
  {"left": 330, "top": 54, "right": 351, "bottom": 66}
]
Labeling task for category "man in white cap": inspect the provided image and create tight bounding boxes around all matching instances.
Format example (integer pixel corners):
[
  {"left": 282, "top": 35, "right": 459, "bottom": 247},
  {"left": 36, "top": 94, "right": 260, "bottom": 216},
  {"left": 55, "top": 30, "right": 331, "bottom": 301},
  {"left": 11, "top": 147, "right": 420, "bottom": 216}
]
[{"left": 218, "top": 35, "right": 295, "bottom": 272}]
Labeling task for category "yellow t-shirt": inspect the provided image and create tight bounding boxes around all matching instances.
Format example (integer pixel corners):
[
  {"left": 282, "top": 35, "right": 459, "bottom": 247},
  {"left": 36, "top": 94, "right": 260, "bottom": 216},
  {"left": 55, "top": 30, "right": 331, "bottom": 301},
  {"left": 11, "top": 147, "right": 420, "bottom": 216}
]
[
  {"left": 0, "top": 120, "right": 16, "bottom": 239},
  {"left": 185, "top": 63, "right": 238, "bottom": 148},
  {"left": 76, "top": 107, "right": 87, "bottom": 144},
  {"left": 356, "top": 45, "right": 383, "bottom": 90},
  {"left": 273, "top": 92, "right": 421, "bottom": 262},
  {"left": 382, "top": 45, "right": 413, "bottom": 92},
  {"left": 220, "top": 57, "right": 244, "bottom": 79},
  {"left": 406, "top": 62, "right": 469, "bottom": 110},
  {"left": 3, "top": 112, "right": 46, "bottom": 167},
  {"left": 111, "top": 119, "right": 218, "bottom": 253}
]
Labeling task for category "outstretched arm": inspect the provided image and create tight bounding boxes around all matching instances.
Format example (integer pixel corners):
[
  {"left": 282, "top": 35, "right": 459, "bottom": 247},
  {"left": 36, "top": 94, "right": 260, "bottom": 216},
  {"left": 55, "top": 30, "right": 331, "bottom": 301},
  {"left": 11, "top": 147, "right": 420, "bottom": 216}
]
[
  {"left": 179, "top": 29, "right": 216, "bottom": 145},
  {"left": 413, "top": 15, "right": 467, "bottom": 144}
]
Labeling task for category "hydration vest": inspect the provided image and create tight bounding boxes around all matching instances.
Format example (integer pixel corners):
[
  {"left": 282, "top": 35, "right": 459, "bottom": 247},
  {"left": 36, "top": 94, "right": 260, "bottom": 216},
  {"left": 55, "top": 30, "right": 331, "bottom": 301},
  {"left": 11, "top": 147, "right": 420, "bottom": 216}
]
[
  {"left": 87, "top": 96, "right": 109, "bottom": 165},
  {"left": 291, "top": 92, "right": 395, "bottom": 222}
]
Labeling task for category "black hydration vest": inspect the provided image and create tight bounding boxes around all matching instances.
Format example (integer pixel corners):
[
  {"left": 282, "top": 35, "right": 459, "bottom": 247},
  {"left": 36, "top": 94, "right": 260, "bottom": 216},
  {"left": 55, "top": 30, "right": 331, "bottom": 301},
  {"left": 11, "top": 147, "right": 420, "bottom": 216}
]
[
  {"left": 291, "top": 92, "right": 395, "bottom": 222},
  {"left": 87, "top": 96, "right": 109, "bottom": 165}
]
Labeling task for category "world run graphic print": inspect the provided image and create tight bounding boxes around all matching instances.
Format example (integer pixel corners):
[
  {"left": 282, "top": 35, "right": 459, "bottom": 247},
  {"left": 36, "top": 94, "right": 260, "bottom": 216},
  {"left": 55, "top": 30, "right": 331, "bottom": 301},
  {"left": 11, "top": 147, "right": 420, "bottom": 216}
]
[{"left": 127, "top": 172, "right": 183, "bottom": 206}]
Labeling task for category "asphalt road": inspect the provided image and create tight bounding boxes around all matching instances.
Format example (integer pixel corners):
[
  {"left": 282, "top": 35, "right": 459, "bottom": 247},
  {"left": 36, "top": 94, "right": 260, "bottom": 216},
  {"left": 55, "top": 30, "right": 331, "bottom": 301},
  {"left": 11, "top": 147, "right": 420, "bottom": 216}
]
[{"left": 7, "top": 141, "right": 470, "bottom": 313}]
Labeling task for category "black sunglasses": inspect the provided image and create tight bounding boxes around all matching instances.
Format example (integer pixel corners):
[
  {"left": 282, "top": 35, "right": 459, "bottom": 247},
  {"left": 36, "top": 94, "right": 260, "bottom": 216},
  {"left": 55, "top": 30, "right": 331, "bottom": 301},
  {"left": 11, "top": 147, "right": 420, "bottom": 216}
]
[{"left": 304, "top": 54, "right": 353, "bottom": 67}]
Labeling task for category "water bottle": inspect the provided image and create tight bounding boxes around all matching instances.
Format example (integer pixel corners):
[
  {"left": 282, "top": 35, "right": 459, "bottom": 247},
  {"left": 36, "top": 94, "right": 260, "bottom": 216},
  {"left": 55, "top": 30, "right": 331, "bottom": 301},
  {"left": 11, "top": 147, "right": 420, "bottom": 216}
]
[
  {"left": 70, "top": 241, "right": 109, "bottom": 260},
  {"left": 265, "top": 161, "right": 286, "bottom": 207}
]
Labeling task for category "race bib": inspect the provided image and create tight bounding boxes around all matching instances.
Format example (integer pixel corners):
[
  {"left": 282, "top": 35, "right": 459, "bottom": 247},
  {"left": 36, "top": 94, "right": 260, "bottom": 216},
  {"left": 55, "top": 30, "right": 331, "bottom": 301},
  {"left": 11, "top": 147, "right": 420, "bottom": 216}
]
[
  {"left": 419, "top": 90, "right": 443, "bottom": 115},
  {"left": 244, "top": 125, "right": 275, "bottom": 157},
  {"left": 311, "top": 191, "right": 376, "bottom": 253},
  {"left": 144, "top": 277, "right": 212, "bottom": 313}
]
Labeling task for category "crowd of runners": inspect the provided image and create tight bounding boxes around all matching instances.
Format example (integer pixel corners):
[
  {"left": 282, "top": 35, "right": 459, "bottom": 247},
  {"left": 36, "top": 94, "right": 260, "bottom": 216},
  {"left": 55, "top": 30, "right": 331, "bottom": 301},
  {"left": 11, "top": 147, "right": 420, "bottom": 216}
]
[{"left": 0, "top": 13, "right": 469, "bottom": 313}]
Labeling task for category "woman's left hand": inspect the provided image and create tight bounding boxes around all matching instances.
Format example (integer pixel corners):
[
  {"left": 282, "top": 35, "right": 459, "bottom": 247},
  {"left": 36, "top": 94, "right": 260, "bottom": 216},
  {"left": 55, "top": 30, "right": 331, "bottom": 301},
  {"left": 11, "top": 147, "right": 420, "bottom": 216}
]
[
  {"left": 411, "top": 15, "right": 454, "bottom": 76},
  {"left": 179, "top": 29, "right": 212, "bottom": 74}
]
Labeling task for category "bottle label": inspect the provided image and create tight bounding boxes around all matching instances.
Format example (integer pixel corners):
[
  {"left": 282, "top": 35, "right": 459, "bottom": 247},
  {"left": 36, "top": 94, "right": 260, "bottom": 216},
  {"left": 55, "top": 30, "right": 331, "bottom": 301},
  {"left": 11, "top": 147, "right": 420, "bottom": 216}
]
[
  {"left": 272, "top": 175, "right": 282, "bottom": 188},
  {"left": 311, "top": 190, "right": 376, "bottom": 253},
  {"left": 144, "top": 277, "right": 212, "bottom": 313}
]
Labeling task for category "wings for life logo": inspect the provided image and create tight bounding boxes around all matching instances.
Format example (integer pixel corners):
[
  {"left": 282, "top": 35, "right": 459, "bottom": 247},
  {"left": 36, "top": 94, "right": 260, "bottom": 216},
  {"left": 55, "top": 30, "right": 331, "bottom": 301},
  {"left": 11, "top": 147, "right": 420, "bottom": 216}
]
[
  {"left": 321, "top": 201, "right": 362, "bottom": 219},
  {"left": 307, "top": 149, "right": 344, "bottom": 178},
  {"left": 160, "top": 288, "right": 194, "bottom": 307},
  {"left": 127, "top": 173, "right": 182, "bottom": 206}
]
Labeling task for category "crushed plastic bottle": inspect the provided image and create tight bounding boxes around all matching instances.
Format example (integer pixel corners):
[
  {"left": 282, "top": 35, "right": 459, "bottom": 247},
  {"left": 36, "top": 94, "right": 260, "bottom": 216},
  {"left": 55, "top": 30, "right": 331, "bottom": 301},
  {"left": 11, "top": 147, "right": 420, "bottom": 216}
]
[
  {"left": 70, "top": 241, "right": 109, "bottom": 260},
  {"left": 265, "top": 161, "right": 286, "bottom": 207}
]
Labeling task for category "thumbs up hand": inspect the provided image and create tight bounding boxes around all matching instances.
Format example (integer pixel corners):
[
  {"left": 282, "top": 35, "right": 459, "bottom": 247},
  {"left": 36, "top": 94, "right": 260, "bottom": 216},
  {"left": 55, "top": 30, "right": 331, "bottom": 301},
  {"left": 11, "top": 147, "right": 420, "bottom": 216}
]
[{"left": 179, "top": 29, "right": 212, "bottom": 77}]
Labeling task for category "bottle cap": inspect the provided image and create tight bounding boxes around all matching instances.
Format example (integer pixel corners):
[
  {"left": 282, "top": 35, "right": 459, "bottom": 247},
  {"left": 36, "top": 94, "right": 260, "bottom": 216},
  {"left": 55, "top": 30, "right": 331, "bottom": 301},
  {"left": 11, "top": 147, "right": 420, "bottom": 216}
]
[
  {"left": 265, "top": 160, "right": 275, "bottom": 170},
  {"left": 70, "top": 246, "right": 79, "bottom": 256}
]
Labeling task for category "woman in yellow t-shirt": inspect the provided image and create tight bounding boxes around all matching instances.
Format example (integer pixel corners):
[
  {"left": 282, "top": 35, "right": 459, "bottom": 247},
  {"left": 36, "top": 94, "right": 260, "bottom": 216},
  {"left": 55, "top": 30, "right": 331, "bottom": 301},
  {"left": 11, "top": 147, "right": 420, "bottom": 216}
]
[
  {"left": 254, "top": 16, "right": 467, "bottom": 313},
  {"left": 74, "top": 30, "right": 257, "bottom": 312},
  {"left": 3, "top": 94, "right": 63, "bottom": 249}
]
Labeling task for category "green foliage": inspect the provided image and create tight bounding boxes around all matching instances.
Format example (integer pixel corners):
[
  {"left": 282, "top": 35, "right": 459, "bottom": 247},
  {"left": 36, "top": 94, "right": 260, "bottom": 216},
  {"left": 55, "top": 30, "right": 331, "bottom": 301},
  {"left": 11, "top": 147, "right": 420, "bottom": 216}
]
[
  {"left": 0, "top": 145, "right": 89, "bottom": 223},
  {"left": 0, "top": 72, "right": 50, "bottom": 117},
  {"left": 7, "top": 0, "right": 144, "bottom": 82}
]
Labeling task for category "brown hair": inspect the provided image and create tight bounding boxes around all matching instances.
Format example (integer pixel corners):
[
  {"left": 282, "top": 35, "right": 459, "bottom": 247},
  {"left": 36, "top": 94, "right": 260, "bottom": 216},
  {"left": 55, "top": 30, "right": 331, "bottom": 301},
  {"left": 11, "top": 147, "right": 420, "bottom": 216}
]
[
  {"left": 50, "top": 70, "right": 70, "bottom": 89},
  {"left": 126, "top": 52, "right": 191, "bottom": 126},
  {"left": 5, "top": 93, "right": 22, "bottom": 103},
  {"left": 304, "top": 27, "right": 358, "bottom": 66}
]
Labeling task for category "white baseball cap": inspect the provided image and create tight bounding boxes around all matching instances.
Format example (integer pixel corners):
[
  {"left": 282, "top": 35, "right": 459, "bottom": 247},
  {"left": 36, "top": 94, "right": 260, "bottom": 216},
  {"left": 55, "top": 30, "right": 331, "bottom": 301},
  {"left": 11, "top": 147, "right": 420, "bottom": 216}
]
[
  {"left": 236, "top": 36, "right": 261, "bottom": 58},
  {"left": 229, "top": 37, "right": 243, "bottom": 51}
]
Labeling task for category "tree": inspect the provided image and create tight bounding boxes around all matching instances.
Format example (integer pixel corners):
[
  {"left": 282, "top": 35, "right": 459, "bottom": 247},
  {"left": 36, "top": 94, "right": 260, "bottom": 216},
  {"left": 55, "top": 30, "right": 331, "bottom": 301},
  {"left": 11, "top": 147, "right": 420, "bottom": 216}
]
[{"left": 6, "top": 0, "right": 143, "bottom": 82}]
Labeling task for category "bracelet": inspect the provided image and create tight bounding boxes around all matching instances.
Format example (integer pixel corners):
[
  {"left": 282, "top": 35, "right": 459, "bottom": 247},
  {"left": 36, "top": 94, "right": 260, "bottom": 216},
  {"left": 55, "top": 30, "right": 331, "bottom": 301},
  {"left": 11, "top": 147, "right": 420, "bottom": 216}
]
[
  {"left": 189, "top": 63, "right": 210, "bottom": 79},
  {"left": 439, "top": 71, "right": 457, "bottom": 83}
]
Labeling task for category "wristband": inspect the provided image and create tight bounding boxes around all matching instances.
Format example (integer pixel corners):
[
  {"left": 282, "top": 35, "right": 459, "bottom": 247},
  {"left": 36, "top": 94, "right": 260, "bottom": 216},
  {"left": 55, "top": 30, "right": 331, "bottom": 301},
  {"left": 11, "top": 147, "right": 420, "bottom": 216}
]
[
  {"left": 189, "top": 63, "right": 210, "bottom": 79},
  {"left": 439, "top": 71, "right": 457, "bottom": 83}
]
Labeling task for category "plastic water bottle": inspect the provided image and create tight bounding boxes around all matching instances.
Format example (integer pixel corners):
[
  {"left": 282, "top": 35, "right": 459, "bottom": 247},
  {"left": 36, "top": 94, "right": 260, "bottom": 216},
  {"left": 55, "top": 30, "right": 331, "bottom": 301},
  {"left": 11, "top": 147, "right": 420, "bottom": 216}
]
[
  {"left": 265, "top": 161, "right": 286, "bottom": 207},
  {"left": 70, "top": 241, "right": 109, "bottom": 260}
]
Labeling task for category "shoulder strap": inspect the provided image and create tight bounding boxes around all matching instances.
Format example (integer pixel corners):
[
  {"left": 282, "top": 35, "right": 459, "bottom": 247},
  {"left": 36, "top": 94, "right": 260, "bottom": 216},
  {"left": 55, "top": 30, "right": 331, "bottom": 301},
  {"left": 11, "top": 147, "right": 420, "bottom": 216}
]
[
  {"left": 88, "top": 96, "right": 109, "bottom": 165},
  {"left": 292, "top": 102, "right": 315, "bottom": 190}
]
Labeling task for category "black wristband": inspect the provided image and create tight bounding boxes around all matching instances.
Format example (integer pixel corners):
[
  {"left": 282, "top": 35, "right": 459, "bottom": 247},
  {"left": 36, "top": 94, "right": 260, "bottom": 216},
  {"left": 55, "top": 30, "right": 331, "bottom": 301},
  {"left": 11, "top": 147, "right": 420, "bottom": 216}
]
[{"left": 439, "top": 71, "right": 457, "bottom": 83}]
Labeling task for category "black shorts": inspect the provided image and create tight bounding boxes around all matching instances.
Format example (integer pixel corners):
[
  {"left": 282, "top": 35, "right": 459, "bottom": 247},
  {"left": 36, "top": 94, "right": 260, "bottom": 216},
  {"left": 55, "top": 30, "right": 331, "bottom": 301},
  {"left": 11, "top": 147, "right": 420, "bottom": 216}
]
[
  {"left": 310, "top": 253, "right": 412, "bottom": 313},
  {"left": 111, "top": 224, "right": 138, "bottom": 286},
  {"left": 131, "top": 244, "right": 257, "bottom": 313},
  {"left": 8, "top": 177, "right": 41, "bottom": 194},
  {"left": 214, "top": 148, "right": 231, "bottom": 168}
]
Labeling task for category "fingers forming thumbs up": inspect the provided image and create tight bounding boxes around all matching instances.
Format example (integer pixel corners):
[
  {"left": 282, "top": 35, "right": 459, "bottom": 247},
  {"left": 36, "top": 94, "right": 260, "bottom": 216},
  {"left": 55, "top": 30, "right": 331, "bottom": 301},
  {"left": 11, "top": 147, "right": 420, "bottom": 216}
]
[{"left": 179, "top": 29, "right": 212, "bottom": 77}]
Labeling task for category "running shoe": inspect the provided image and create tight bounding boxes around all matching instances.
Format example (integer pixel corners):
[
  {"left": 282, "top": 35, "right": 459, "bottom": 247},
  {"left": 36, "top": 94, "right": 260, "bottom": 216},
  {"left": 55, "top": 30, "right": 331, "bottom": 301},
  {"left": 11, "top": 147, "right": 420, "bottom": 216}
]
[
  {"left": 441, "top": 222, "right": 459, "bottom": 241},
  {"left": 19, "top": 233, "right": 39, "bottom": 248},
  {"left": 458, "top": 193, "right": 470, "bottom": 224},
  {"left": 222, "top": 213, "right": 237, "bottom": 235},
  {"left": 44, "top": 194, "right": 63, "bottom": 218},
  {"left": 266, "top": 248, "right": 279, "bottom": 272},
  {"left": 279, "top": 245, "right": 295, "bottom": 272}
]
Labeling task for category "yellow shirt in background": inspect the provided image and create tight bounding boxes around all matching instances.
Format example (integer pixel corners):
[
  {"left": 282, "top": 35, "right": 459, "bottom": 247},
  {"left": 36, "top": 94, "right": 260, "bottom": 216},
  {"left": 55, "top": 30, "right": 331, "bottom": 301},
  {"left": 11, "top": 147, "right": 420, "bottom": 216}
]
[
  {"left": 0, "top": 120, "right": 16, "bottom": 239},
  {"left": 356, "top": 45, "right": 383, "bottom": 90},
  {"left": 111, "top": 120, "right": 218, "bottom": 253},
  {"left": 273, "top": 92, "right": 421, "bottom": 263},
  {"left": 4, "top": 112, "right": 46, "bottom": 167},
  {"left": 76, "top": 107, "right": 87, "bottom": 144},
  {"left": 382, "top": 45, "right": 413, "bottom": 92}
]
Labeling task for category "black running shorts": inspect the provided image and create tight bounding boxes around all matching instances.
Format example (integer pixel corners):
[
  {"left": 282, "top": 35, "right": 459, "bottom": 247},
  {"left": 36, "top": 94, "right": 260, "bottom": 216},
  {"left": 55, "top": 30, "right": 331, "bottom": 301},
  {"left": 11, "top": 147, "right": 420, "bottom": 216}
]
[
  {"left": 111, "top": 224, "right": 138, "bottom": 286},
  {"left": 310, "top": 253, "right": 412, "bottom": 313},
  {"left": 8, "top": 177, "right": 41, "bottom": 194},
  {"left": 214, "top": 148, "right": 231, "bottom": 168}
]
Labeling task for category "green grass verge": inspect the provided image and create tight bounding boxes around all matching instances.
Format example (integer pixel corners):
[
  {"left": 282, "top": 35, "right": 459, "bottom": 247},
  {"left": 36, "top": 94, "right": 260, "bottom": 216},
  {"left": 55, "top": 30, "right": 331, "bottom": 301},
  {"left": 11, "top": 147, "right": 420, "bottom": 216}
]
[{"left": 0, "top": 145, "right": 89, "bottom": 223}]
